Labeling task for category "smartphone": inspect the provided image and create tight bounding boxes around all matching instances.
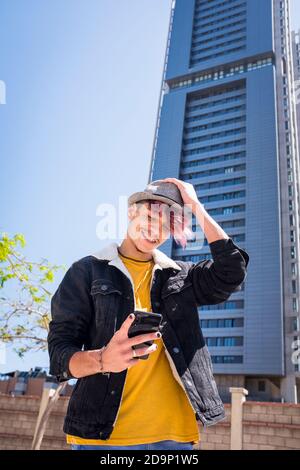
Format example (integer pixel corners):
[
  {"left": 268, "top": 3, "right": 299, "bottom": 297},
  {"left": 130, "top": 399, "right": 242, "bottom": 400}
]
[{"left": 127, "top": 310, "right": 163, "bottom": 360}]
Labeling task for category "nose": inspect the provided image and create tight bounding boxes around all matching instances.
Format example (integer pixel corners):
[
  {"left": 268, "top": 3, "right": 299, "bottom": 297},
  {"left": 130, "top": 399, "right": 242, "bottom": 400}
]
[{"left": 145, "top": 223, "right": 160, "bottom": 237}]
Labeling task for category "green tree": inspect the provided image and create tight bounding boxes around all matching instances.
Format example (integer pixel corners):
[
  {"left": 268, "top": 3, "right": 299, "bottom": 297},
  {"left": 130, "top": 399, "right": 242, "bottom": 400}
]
[{"left": 0, "top": 232, "right": 66, "bottom": 449}]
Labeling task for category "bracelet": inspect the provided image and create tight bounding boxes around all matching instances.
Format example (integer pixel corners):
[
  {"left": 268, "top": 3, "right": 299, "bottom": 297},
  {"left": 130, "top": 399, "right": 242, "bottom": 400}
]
[{"left": 98, "top": 346, "right": 107, "bottom": 374}]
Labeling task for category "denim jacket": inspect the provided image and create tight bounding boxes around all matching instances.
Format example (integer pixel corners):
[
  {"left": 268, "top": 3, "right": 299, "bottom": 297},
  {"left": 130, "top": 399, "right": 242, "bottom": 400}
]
[{"left": 47, "top": 237, "right": 249, "bottom": 440}]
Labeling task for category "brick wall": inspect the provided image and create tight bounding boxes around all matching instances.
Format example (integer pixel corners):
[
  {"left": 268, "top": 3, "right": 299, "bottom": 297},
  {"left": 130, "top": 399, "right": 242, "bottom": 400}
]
[
  {"left": 242, "top": 402, "right": 300, "bottom": 450},
  {"left": 0, "top": 394, "right": 69, "bottom": 450},
  {"left": 0, "top": 378, "right": 17, "bottom": 395},
  {"left": 196, "top": 404, "right": 231, "bottom": 450},
  {"left": 198, "top": 402, "right": 300, "bottom": 450},
  {"left": 0, "top": 393, "right": 299, "bottom": 450},
  {"left": 0, "top": 378, "right": 73, "bottom": 397}
]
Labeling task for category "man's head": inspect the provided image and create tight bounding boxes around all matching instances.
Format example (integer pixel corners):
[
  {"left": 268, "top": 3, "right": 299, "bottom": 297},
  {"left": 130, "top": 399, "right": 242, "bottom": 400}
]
[
  {"left": 126, "top": 180, "right": 193, "bottom": 255},
  {"left": 126, "top": 198, "right": 191, "bottom": 254}
]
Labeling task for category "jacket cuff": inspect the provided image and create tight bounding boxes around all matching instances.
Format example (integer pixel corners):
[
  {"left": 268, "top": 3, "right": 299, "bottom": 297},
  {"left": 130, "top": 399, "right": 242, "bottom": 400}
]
[
  {"left": 56, "top": 346, "right": 82, "bottom": 382},
  {"left": 209, "top": 237, "right": 249, "bottom": 267}
]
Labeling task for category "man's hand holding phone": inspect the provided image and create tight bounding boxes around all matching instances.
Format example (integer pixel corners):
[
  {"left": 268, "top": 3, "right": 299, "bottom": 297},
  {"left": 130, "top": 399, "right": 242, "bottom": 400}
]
[{"left": 101, "top": 313, "right": 161, "bottom": 373}]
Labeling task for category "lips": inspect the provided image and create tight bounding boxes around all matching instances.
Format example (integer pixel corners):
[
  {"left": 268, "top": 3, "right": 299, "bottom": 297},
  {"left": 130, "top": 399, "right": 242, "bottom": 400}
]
[{"left": 141, "top": 229, "right": 159, "bottom": 244}]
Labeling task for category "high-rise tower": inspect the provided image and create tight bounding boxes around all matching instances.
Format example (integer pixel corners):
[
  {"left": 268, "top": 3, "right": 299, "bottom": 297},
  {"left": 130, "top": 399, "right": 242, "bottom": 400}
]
[
  {"left": 150, "top": 0, "right": 300, "bottom": 402},
  {"left": 292, "top": 29, "right": 300, "bottom": 153}
]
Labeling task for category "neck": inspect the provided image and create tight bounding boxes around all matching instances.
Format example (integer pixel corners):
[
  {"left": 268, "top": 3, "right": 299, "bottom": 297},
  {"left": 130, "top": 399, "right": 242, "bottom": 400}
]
[{"left": 118, "top": 233, "right": 154, "bottom": 262}]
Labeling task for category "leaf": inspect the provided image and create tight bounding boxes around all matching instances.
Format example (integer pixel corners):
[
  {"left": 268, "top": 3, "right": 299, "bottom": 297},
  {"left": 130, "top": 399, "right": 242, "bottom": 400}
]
[
  {"left": 0, "top": 231, "right": 64, "bottom": 359},
  {"left": 45, "top": 270, "right": 54, "bottom": 282},
  {"left": 14, "top": 233, "right": 26, "bottom": 248}
]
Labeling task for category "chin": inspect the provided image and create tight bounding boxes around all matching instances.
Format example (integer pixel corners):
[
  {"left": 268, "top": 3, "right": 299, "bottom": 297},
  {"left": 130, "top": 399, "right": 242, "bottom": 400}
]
[{"left": 136, "top": 240, "right": 156, "bottom": 253}]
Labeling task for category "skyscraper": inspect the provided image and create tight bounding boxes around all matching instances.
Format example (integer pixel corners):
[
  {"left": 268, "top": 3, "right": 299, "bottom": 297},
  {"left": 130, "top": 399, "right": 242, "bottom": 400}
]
[
  {"left": 149, "top": 0, "right": 300, "bottom": 402},
  {"left": 292, "top": 29, "right": 300, "bottom": 149}
]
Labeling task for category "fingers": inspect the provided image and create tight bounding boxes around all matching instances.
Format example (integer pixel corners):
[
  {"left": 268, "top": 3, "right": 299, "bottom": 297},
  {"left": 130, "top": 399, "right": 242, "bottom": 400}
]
[
  {"left": 126, "top": 343, "right": 158, "bottom": 362},
  {"left": 120, "top": 313, "right": 136, "bottom": 335},
  {"left": 128, "top": 331, "right": 161, "bottom": 347},
  {"left": 163, "top": 177, "right": 182, "bottom": 185},
  {"left": 135, "top": 343, "right": 158, "bottom": 357}
]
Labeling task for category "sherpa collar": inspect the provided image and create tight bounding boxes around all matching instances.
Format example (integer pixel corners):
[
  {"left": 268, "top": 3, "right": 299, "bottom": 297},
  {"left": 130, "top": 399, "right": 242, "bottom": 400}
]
[
  {"left": 92, "top": 241, "right": 181, "bottom": 271},
  {"left": 91, "top": 241, "right": 181, "bottom": 296}
]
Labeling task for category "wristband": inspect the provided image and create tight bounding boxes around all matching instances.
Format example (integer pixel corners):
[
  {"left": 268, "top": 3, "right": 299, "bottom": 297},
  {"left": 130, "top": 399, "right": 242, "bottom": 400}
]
[{"left": 98, "top": 346, "right": 108, "bottom": 374}]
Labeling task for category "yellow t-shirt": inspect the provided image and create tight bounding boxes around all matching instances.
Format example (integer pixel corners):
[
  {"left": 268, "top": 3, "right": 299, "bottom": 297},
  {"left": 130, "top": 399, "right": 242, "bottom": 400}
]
[{"left": 67, "top": 252, "right": 200, "bottom": 446}]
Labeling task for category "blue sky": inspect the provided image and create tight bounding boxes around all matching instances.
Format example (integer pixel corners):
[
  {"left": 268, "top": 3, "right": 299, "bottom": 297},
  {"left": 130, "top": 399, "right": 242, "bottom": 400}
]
[
  {"left": 0, "top": 0, "right": 300, "bottom": 373},
  {"left": 290, "top": 0, "right": 300, "bottom": 31}
]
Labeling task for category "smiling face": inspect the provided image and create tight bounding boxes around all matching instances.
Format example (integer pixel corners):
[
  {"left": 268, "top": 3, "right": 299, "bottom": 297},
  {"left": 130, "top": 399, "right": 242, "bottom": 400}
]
[{"left": 127, "top": 200, "right": 173, "bottom": 253}]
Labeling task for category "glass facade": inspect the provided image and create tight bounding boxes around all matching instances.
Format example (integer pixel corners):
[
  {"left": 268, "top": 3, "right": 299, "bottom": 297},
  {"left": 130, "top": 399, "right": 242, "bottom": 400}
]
[
  {"left": 150, "top": 0, "right": 300, "bottom": 402},
  {"left": 190, "top": 0, "right": 247, "bottom": 67}
]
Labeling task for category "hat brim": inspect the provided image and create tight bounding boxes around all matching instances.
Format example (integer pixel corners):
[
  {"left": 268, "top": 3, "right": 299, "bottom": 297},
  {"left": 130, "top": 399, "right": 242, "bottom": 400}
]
[{"left": 128, "top": 192, "right": 183, "bottom": 212}]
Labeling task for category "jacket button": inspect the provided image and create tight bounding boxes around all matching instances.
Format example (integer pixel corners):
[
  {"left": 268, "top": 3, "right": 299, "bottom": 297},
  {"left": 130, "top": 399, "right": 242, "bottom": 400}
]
[
  {"left": 101, "top": 285, "right": 108, "bottom": 291},
  {"left": 63, "top": 371, "right": 68, "bottom": 378},
  {"left": 173, "top": 347, "right": 180, "bottom": 354},
  {"left": 111, "top": 390, "right": 116, "bottom": 395},
  {"left": 155, "top": 301, "right": 160, "bottom": 307}
]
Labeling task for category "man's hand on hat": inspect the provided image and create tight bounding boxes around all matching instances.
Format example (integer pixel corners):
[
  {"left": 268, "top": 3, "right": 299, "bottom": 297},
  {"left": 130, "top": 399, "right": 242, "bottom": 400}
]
[{"left": 162, "top": 178, "right": 202, "bottom": 213}]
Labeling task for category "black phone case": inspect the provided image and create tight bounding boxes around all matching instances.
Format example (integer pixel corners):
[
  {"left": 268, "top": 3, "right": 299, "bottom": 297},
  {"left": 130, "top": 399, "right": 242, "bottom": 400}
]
[{"left": 127, "top": 310, "right": 162, "bottom": 360}]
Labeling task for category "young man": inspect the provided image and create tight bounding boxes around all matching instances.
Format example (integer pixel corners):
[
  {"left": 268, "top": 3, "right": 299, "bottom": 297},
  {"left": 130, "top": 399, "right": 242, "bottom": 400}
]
[{"left": 48, "top": 178, "right": 249, "bottom": 450}]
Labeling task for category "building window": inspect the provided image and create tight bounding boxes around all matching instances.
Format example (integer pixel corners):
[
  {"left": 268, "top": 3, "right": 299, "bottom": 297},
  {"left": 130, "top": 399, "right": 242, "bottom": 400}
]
[
  {"left": 291, "top": 231, "right": 295, "bottom": 243},
  {"left": 200, "top": 299, "right": 244, "bottom": 310},
  {"left": 170, "top": 58, "right": 272, "bottom": 91},
  {"left": 200, "top": 318, "right": 244, "bottom": 328},
  {"left": 258, "top": 380, "right": 266, "bottom": 392},
  {"left": 224, "top": 207, "right": 233, "bottom": 215},
  {"left": 225, "top": 167, "right": 235, "bottom": 173},
  {"left": 293, "top": 298, "right": 298, "bottom": 312},
  {"left": 211, "top": 355, "right": 243, "bottom": 364}
]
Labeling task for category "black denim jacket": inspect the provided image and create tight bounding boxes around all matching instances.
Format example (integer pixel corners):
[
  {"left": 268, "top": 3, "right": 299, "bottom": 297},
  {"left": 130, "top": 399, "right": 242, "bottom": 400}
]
[{"left": 47, "top": 237, "right": 249, "bottom": 440}]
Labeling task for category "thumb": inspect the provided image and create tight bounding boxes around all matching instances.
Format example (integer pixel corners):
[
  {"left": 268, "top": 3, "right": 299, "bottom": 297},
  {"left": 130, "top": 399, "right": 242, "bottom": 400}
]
[{"left": 120, "top": 313, "right": 135, "bottom": 335}]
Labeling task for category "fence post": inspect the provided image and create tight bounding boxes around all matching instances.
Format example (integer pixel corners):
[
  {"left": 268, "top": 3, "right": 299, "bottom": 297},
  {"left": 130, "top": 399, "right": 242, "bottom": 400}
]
[
  {"left": 32, "top": 382, "right": 56, "bottom": 449},
  {"left": 229, "top": 387, "right": 248, "bottom": 450}
]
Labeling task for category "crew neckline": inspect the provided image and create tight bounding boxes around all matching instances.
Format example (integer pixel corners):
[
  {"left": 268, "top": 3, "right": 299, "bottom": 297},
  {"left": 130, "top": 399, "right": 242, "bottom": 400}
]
[{"left": 117, "top": 248, "right": 154, "bottom": 264}]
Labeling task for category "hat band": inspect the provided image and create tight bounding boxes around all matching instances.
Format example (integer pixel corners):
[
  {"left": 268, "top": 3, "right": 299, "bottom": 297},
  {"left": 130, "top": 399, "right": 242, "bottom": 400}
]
[{"left": 146, "top": 192, "right": 182, "bottom": 207}]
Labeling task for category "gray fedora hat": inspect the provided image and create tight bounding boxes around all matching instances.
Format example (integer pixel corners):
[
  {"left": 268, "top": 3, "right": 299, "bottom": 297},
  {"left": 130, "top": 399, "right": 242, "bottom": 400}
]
[{"left": 128, "top": 180, "right": 184, "bottom": 212}]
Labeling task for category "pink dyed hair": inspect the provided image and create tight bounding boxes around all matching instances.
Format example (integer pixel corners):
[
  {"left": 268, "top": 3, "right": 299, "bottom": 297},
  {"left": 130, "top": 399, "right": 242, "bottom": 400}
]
[{"left": 135, "top": 199, "right": 193, "bottom": 249}]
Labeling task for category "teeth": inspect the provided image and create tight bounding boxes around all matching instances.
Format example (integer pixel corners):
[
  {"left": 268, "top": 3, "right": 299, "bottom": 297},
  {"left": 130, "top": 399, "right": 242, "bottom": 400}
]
[{"left": 141, "top": 230, "right": 158, "bottom": 243}]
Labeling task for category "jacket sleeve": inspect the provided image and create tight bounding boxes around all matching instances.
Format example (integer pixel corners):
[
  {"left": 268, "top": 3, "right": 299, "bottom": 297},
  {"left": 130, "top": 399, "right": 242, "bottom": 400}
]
[
  {"left": 47, "top": 258, "right": 93, "bottom": 382},
  {"left": 188, "top": 237, "right": 249, "bottom": 307}
]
